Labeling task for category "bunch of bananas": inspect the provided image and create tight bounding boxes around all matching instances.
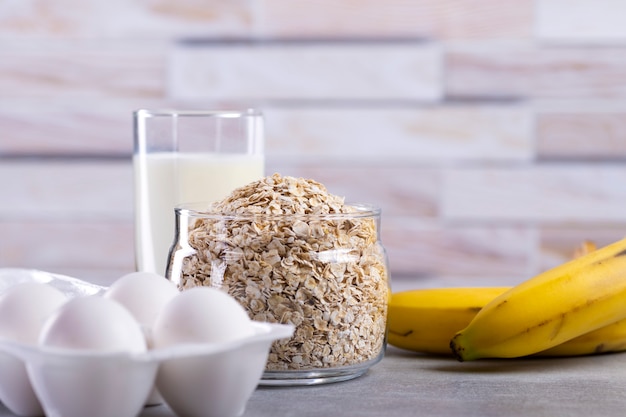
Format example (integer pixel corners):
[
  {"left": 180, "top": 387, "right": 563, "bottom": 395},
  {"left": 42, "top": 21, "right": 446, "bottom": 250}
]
[{"left": 388, "top": 239, "right": 626, "bottom": 361}]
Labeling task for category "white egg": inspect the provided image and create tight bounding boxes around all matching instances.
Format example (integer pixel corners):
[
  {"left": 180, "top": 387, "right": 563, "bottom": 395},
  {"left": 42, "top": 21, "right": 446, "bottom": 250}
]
[
  {"left": 39, "top": 296, "right": 146, "bottom": 353},
  {"left": 0, "top": 282, "right": 67, "bottom": 417},
  {"left": 0, "top": 282, "right": 68, "bottom": 344},
  {"left": 104, "top": 272, "right": 179, "bottom": 328},
  {"left": 104, "top": 272, "right": 179, "bottom": 406},
  {"left": 153, "top": 287, "right": 254, "bottom": 348}
]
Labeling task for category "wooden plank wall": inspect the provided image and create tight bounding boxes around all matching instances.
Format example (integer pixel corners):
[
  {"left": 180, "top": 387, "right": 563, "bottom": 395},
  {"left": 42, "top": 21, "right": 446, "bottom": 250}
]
[{"left": 1, "top": 0, "right": 626, "bottom": 289}]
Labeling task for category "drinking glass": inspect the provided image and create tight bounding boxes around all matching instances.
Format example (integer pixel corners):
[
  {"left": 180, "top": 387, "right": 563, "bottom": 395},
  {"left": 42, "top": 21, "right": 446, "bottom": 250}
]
[{"left": 133, "top": 109, "right": 264, "bottom": 275}]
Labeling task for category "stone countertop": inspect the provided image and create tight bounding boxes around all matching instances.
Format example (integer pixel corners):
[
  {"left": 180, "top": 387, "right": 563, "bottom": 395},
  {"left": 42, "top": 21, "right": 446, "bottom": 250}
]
[
  {"left": 1, "top": 345, "right": 624, "bottom": 417},
  {"left": 119, "top": 347, "right": 626, "bottom": 417}
]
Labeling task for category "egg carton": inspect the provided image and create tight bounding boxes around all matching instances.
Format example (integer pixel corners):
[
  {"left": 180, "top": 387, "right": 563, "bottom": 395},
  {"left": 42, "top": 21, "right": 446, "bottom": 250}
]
[{"left": 0, "top": 269, "right": 294, "bottom": 417}]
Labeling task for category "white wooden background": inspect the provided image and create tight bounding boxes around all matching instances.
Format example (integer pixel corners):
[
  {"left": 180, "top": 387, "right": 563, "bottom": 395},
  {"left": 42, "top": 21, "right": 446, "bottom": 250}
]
[{"left": 1, "top": 0, "right": 626, "bottom": 289}]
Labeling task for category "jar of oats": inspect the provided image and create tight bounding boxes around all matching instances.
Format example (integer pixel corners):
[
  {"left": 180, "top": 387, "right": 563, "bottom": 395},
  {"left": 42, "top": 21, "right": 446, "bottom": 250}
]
[{"left": 166, "top": 174, "right": 390, "bottom": 385}]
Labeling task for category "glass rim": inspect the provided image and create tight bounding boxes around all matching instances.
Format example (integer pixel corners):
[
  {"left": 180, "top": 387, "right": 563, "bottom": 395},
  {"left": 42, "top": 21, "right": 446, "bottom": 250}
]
[
  {"left": 174, "top": 201, "right": 381, "bottom": 220},
  {"left": 134, "top": 108, "right": 262, "bottom": 119}
]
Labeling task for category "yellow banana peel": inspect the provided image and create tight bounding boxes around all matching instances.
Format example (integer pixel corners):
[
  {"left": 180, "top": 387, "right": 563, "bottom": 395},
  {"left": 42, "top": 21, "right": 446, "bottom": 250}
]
[
  {"left": 388, "top": 286, "right": 626, "bottom": 357},
  {"left": 388, "top": 287, "right": 508, "bottom": 355},
  {"left": 450, "top": 237, "right": 626, "bottom": 361},
  {"left": 539, "top": 318, "right": 626, "bottom": 357}
]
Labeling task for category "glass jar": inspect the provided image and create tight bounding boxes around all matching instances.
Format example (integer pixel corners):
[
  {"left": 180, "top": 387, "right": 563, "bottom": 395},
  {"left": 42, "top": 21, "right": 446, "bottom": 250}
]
[{"left": 166, "top": 202, "right": 390, "bottom": 386}]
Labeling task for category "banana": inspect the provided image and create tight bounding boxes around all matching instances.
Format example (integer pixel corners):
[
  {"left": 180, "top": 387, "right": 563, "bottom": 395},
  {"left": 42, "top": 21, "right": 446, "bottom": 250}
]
[
  {"left": 450, "top": 237, "right": 626, "bottom": 361},
  {"left": 387, "top": 287, "right": 509, "bottom": 355},
  {"left": 388, "top": 286, "right": 626, "bottom": 357},
  {"left": 573, "top": 240, "right": 597, "bottom": 259},
  {"left": 538, "top": 318, "right": 626, "bottom": 356}
]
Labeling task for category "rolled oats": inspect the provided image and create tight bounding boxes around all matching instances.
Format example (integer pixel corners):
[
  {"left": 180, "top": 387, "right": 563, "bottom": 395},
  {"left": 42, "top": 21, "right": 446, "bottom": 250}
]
[{"left": 171, "top": 173, "right": 389, "bottom": 371}]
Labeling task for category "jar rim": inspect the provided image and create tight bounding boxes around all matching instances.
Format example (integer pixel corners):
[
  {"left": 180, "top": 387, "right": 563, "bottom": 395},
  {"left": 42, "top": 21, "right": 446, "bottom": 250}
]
[
  {"left": 174, "top": 202, "right": 381, "bottom": 220},
  {"left": 134, "top": 108, "right": 262, "bottom": 118},
  {"left": 134, "top": 108, "right": 263, "bottom": 119}
]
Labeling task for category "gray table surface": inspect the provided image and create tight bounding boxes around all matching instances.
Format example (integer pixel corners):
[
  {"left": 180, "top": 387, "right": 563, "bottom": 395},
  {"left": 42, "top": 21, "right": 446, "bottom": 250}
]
[
  {"left": 150, "top": 346, "right": 626, "bottom": 417},
  {"left": 2, "top": 346, "right": 623, "bottom": 417}
]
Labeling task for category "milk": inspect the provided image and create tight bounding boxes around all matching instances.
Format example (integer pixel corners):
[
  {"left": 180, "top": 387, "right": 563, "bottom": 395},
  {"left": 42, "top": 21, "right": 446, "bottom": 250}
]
[{"left": 134, "top": 152, "right": 264, "bottom": 275}]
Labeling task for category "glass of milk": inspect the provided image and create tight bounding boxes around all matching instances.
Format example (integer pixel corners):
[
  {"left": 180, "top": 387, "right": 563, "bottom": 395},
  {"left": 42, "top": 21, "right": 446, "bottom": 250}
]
[{"left": 132, "top": 109, "right": 264, "bottom": 275}]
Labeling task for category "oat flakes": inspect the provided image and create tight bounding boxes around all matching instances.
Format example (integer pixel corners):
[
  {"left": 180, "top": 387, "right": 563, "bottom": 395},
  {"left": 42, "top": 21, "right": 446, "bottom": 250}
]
[{"left": 172, "top": 173, "right": 389, "bottom": 370}]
